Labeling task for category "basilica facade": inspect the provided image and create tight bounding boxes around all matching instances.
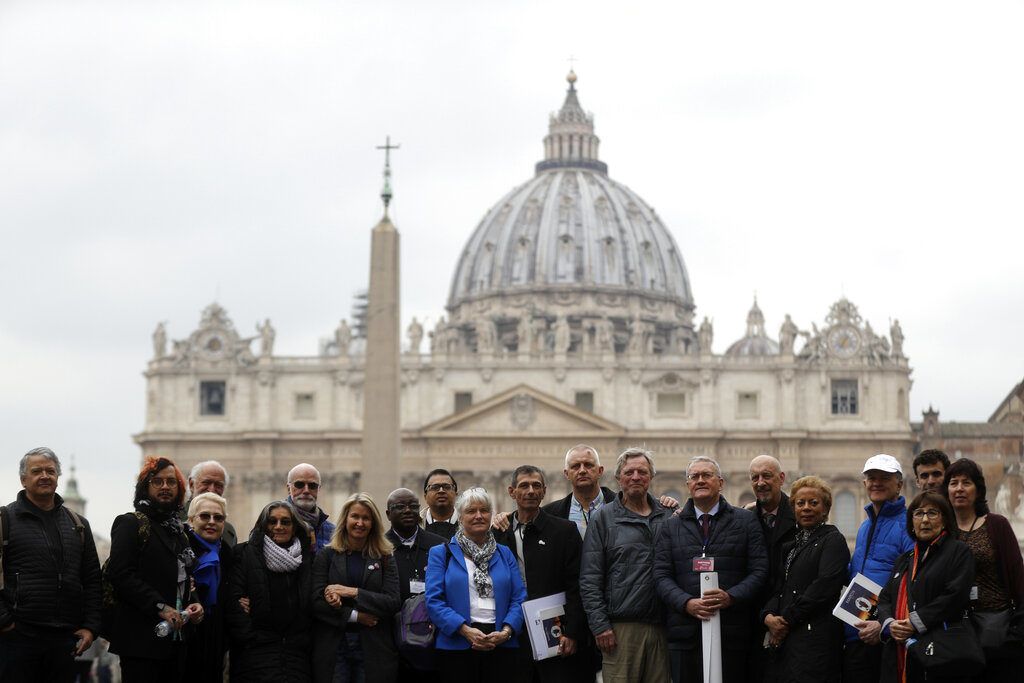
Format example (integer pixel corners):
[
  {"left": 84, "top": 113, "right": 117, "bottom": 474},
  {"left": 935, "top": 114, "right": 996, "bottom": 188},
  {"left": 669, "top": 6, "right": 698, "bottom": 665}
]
[{"left": 135, "top": 73, "right": 914, "bottom": 536}]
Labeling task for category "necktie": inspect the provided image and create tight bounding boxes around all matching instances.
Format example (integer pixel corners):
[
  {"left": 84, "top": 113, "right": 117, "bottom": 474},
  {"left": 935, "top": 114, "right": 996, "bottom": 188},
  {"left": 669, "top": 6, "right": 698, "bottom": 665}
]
[
  {"left": 700, "top": 513, "right": 710, "bottom": 543},
  {"left": 764, "top": 513, "right": 777, "bottom": 530}
]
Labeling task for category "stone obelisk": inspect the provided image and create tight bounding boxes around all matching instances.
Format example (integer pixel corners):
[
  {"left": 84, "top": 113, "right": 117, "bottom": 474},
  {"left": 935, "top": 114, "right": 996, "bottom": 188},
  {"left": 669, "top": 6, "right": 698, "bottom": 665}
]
[{"left": 361, "top": 137, "right": 401, "bottom": 506}]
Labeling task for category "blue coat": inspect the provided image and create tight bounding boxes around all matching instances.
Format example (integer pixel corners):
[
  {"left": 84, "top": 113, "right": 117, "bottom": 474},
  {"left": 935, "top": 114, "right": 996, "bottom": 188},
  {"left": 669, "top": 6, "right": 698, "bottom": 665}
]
[
  {"left": 845, "top": 496, "right": 913, "bottom": 641},
  {"left": 425, "top": 540, "right": 527, "bottom": 650}
]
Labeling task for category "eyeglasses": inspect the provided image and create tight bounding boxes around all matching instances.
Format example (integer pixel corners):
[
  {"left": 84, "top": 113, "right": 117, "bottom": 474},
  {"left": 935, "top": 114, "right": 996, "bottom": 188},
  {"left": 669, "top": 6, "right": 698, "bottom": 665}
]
[
  {"left": 195, "top": 512, "right": 226, "bottom": 523},
  {"left": 150, "top": 477, "right": 178, "bottom": 488},
  {"left": 389, "top": 503, "right": 418, "bottom": 512},
  {"left": 426, "top": 483, "right": 454, "bottom": 493},
  {"left": 687, "top": 472, "right": 717, "bottom": 482},
  {"left": 290, "top": 481, "right": 320, "bottom": 491},
  {"left": 912, "top": 509, "right": 941, "bottom": 520},
  {"left": 267, "top": 518, "right": 293, "bottom": 527}
]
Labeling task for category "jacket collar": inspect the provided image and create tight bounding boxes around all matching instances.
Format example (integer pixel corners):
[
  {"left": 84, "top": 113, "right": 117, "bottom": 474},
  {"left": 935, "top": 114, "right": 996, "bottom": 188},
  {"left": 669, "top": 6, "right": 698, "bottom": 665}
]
[
  {"left": 15, "top": 490, "right": 64, "bottom": 516},
  {"left": 612, "top": 491, "right": 668, "bottom": 519},
  {"left": 679, "top": 495, "right": 734, "bottom": 522},
  {"left": 864, "top": 495, "right": 907, "bottom": 519}
]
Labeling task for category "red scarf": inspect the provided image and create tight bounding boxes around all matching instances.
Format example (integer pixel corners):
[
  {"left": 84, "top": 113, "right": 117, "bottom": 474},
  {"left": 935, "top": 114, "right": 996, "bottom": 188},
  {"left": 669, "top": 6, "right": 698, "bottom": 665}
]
[{"left": 895, "top": 531, "right": 946, "bottom": 683}]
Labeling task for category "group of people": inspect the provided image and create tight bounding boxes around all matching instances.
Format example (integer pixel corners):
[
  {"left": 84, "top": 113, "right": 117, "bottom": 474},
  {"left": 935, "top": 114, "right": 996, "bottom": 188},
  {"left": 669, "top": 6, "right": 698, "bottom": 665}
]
[{"left": 1, "top": 444, "right": 1022, "bottom": 683}]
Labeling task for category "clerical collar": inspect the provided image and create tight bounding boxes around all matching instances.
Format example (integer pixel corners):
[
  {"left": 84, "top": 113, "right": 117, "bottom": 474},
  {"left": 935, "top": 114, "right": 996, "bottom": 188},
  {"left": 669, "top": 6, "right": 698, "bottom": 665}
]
[{"left": 393, "top": 527, "right": 418, "bottom": 546}]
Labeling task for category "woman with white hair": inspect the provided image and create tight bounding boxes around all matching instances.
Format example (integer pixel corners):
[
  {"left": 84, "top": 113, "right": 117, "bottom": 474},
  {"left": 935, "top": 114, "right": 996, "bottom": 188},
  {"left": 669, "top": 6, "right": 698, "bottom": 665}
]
[
  {"left": 184, "top": 492, "right": 232, "bottom": 681},
  {"left": 425, "top": 487, "right": 526, "bottom": 682}
]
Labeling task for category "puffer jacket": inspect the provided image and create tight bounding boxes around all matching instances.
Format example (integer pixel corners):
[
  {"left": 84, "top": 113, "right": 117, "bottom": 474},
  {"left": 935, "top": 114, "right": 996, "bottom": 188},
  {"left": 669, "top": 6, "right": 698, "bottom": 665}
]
[
  {"left": 845, "top": 496, "right": 913, "bottom": 641},
  {"left": 579, "top": 493, "right": 671, "bottom": 635},
  {"left": 653, "top": 497, "right": 768, "bottom": 644},
  {"left": 0, "top": 492, "right": 102, "bottom": 636}
]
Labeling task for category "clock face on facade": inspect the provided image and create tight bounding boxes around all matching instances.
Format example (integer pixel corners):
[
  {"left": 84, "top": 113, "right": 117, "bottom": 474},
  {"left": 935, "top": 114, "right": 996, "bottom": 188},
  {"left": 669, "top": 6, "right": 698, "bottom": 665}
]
[
  {"left": 197, "top": 331, "right": 228, "bottom": 360},
  {"left": 827, "top": 325, "right": 861, "bottom": 358}
]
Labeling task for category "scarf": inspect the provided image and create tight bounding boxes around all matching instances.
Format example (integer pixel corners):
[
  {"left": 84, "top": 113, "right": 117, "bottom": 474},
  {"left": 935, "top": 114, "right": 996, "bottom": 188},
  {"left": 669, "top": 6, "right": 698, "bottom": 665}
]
[
  {"left": 784, "top": 521, "right": 824, "bottom": 579},
  {"left": 191, "top": 533, "right": 221, "bottom": 609},
  {"left": 895, "top": 531, "right": 946, "bottom": 683},
  {"left": 455, "top": 528, "right": 497, "bottom": 598},
  {"left": 263, "top": 536, "right": 303, "bottom": 573},
  {"left": 290, "top": 497, "right": 321, "bottom": 532},
  {"left": 136, "top": 499, "right": 195, "bottom": 583}
]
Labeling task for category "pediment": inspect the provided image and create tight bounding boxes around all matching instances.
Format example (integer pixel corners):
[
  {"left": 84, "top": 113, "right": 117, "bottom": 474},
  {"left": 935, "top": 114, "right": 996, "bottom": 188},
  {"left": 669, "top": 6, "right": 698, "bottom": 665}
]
[{"left": 421, "top": 384, "right": 624, "bottom": 437}]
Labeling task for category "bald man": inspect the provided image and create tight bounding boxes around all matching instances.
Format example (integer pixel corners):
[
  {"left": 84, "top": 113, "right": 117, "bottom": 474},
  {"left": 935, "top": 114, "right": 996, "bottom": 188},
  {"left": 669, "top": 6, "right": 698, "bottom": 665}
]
[
  {"left": 744, "top": 455, "right": 796, "bottom": 683},
  {"left": 285, "top": 463, "right": 335, "bottom": 552},
  {"left": 384, "top": 488, "right": 445, "bottom": 680}
]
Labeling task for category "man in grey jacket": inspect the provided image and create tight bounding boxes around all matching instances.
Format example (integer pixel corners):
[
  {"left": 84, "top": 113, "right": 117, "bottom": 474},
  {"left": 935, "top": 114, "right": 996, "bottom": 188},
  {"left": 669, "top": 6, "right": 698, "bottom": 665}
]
[{"left": 579, "top": 447, "right": 671, "bottom": 683}]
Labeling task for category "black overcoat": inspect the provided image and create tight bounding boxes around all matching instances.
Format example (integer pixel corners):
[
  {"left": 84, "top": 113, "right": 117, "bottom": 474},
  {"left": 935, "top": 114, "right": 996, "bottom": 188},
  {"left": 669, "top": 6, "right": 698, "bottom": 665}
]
[
  {"left": 184, "top": 531, "right": 233, "bottom": 682},
  {"left": 760, "top": 524, "right": 849, "bottom": 683}
]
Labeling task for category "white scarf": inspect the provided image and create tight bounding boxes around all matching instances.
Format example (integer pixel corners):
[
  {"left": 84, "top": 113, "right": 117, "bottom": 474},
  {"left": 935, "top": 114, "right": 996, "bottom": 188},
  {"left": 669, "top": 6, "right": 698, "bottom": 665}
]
[{"left": 262, "top": 536, "right": 303, "bottom": 573}]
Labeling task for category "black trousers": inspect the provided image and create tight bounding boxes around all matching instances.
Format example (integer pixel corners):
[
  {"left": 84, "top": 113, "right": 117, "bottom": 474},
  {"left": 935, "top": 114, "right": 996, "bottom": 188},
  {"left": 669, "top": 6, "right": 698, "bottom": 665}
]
[
  {"left": 841, "top": 640, "right": 881, "bottom": 683},
  {"left": 670, "top": 645, "right": 746, "bottom": 683},
  {"left": 119, "top": 651, "right": 185, "bottom": 683},
  {"left": 0, "top": 628, "right": 78, "bottom": 683},
  {"left": 436, "top": 645, "right": 520, "bottom": 683}
]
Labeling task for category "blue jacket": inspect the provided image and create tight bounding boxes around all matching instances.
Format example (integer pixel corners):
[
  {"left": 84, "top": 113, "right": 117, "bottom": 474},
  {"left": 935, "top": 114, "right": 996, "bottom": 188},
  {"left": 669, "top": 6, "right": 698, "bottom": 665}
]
[
  {"left": 425, "top": 540, "right": 527, "bottom": 650},
  {"left": 845, "top": 496, "right": 913, "bottom": 641}
]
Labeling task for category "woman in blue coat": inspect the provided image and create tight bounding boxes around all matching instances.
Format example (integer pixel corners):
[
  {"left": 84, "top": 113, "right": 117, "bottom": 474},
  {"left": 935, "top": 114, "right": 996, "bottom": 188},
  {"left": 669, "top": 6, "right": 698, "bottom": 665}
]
[{"left": 425, "top": 487, "right": 527, "bottom": 683}]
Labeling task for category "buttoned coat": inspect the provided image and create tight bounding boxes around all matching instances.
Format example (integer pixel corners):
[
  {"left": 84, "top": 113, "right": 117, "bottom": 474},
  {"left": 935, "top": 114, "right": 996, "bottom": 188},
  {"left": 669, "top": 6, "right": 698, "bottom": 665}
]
[{"left": 653, "top": 497, "right": 768, "bottom": 646}]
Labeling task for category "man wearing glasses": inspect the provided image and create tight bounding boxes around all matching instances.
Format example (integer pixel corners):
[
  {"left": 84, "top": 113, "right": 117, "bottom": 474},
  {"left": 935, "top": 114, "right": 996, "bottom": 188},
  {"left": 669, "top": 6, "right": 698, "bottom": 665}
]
[
  {"left": 285, "top": 463, "right": 334, "bottom": 552},
  {"left": 421, "top": 469, "right": 458, "bottom": 540},
  {"left": 385, "top": 488, "right": 445, "bottom": 681},
  {"left": 653, "top": 456, "right": 767, "bottom": 683}
]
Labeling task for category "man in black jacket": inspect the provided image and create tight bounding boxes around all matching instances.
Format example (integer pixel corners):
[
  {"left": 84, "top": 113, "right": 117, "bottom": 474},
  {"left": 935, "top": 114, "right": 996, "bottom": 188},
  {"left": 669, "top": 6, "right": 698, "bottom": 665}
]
[
  {"left": 0, "top": 447, "right": 102, "bottom": 683},
  {"left": 542, "top": 444, "right": 616, "bottom": 537},
  {"left": 385, "top": 487, "right": 445, "bottom": 681},
  {"left": 495, "top": 465, "right": 589, "bottom": 683},
  {"left": 107, "top": 456, "right": 203, "bottom": 682},
  {"left": 654, "top": 456, "right": 768, "bottom": 683},
  {"left": 744, "top": 454, "right": 796, "bottom": 682}
]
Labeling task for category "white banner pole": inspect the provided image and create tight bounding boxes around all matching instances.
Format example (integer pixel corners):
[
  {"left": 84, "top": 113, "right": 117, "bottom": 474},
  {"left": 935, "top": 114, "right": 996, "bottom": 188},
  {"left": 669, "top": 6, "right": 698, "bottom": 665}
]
[{"left": 700, "top": 571, "right": 723, "bottom": 683}]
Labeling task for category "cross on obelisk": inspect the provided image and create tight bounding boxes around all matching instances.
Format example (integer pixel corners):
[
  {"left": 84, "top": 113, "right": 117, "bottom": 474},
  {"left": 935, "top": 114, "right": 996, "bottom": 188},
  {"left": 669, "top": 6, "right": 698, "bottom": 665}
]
[{"left": 376, "top": 135, "right": 400, "bottom": 213}]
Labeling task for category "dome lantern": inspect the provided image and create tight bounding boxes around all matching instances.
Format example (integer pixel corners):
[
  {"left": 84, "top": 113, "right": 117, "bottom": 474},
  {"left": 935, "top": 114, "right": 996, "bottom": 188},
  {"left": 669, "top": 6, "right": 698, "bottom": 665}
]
[{"left": 535, "top": 71, "right": 608, "bottom": 175}]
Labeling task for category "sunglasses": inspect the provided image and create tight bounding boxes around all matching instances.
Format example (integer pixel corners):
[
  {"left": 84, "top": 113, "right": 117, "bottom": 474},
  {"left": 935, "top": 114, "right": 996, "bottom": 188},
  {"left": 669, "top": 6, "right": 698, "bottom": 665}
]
[
  {"left": 267, "top": 518, "right": 294, "bottom": 527},
  {"left": 195, "top": 512, "right": 226, "bottom": 523},
  {"left": 290, "top": 481, "right": 320, "bottom": 491}
]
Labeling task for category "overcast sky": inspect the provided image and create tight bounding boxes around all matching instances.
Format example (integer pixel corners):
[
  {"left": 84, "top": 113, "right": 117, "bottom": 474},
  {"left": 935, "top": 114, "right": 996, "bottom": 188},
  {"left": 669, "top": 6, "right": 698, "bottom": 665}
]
[{"left": 2, "top": 1, "right": 1022, "bottom": 534}]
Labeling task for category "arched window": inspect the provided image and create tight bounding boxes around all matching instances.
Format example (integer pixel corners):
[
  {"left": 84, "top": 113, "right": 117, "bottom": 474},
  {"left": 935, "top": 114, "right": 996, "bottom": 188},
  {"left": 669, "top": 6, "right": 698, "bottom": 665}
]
[{"left": 833, "top": 490, "right": 859, "bottom": 536}]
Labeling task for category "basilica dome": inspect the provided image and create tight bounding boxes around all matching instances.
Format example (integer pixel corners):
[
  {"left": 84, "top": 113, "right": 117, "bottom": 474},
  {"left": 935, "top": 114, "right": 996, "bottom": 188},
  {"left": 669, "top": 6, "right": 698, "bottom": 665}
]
[{"left": 447, "top": 73, "right": 694, "bottom": 329}]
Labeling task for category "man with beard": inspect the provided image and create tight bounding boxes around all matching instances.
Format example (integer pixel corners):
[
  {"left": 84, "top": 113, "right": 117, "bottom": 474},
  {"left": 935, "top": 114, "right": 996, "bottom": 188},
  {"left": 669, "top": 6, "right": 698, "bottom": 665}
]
[
  {"left": 743, "top": 455, "right": 795, "bottom": 683},
  {"left": 182, "top": 460, "right": 237, "bottom": 546},
  {"left": 912, "top": 449, "right": 949, "bottom": 493},
  {"left": 0, "top": 447, "right": 102, "bottom": 683},
  {"left": 106, "top": 456, "right": 204, "bottom": 682},
  {"left": 285, "top": 463, "right": 335, "bottom": 552},
  {"left": 421, "top": 469, "right": 458, "bottom": 540},
  {"left": 494, "top": 465, "right": 589, "bottom": 683},
  {"left": 385, "top": 488, "right": 445, "bottom": 681}
]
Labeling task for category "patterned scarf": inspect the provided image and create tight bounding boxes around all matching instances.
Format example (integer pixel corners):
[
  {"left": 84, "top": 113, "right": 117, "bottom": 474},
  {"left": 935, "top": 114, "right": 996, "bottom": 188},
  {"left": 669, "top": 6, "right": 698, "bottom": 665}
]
[
  {"left": 895, "top": 531, "right": 946, "bottom": 683},
  {"left": 455, "top": 528, "right": 497, "bottom": 598},
  {"left": 289, "top": 496, "right": 321, "bottom": 532},
  {"left": 263, "top": 536, "right": 303, "bottom": 573},
  {"left": 784, "top": 521, "right": 824, "bottom": 578},
  {"left": 136, "top": 498, "right": 195, "bottom": 579}
]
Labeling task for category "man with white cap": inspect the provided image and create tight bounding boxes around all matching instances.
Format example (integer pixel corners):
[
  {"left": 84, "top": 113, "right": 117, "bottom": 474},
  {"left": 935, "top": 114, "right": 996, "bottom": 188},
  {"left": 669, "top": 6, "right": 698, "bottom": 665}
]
[{"left": 842, "top": 454, "right": 914, "bottom": 682}]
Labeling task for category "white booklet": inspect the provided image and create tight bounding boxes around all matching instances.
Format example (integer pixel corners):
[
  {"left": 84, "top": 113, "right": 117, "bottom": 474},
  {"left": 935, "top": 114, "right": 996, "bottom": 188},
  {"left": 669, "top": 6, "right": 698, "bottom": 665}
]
[
  {"left": 521, "top": 592, "right": 567, "bottom": 661},
  {"left": 832, "top": 572, "right": 884, "bottom": 627}
]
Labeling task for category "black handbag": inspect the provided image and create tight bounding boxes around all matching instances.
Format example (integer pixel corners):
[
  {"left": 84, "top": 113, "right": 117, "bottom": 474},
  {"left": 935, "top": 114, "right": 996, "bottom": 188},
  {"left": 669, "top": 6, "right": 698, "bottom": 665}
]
[{"left": 907, "top": 617, "right": 985, "bottom": 675}]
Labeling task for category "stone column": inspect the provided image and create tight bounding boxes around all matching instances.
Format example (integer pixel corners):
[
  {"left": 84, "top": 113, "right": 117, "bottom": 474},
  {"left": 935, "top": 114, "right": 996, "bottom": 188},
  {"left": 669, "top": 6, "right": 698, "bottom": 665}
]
[{"left": 361, "top": 215, "right": 401, "bottom": 507}]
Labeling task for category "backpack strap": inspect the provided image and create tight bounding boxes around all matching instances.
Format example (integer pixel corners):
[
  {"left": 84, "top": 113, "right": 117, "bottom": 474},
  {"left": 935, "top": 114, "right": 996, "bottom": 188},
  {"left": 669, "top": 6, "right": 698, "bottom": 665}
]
[{"left": 64, "top": 507, "right": 86, "bottom": 545}]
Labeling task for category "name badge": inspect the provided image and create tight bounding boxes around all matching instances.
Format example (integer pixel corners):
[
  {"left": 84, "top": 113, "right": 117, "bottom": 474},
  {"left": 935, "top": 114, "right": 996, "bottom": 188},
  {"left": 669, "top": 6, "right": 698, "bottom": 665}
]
[
  {"left": 410, "top": 580, "right": 426, "bottom": 595},
  {"left": 692, "top": 557, "right": 715, "bottom": 572},
  {"left": 969, "top": 585, "right": 979, "bottom": 601}
]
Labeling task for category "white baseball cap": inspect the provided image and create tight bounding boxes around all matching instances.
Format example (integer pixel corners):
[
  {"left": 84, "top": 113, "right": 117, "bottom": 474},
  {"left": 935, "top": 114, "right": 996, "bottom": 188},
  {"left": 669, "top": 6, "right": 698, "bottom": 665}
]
[{"left": 862, "top": 454, "right": 902, "bottom": 475}]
